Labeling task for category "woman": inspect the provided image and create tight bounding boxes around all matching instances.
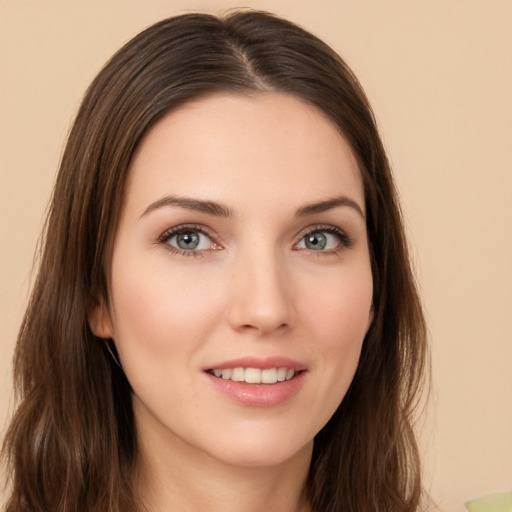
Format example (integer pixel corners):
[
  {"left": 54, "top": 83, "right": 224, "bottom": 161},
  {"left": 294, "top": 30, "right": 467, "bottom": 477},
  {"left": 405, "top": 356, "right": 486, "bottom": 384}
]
[{"left": 2, "top": 10, "right": 428, "bottom": 512}]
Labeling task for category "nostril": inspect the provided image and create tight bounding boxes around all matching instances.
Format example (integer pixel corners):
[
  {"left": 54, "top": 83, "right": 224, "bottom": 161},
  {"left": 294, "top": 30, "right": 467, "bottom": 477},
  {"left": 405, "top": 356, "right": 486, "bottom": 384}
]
[{"left": 236, "top": 321, "right": 290, "bottom": 335}]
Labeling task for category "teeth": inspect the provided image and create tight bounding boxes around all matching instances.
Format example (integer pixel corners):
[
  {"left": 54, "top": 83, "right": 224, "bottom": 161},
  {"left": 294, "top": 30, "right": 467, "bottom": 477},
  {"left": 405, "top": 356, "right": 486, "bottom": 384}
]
[
  {"left": 261, "top": 368, "right": 277, "bottom": 384},
  {"left": 277, "top": 367, "right": 287, "bottom": 382},
  {"left": 245, "top": 367, "right": 261, "bottom": 383},
  {"left": 231, "top": 368, "right": 244, "bottom": 381},
  {"left": 211, "top": 367, "right": 296, "bottom": 384}
]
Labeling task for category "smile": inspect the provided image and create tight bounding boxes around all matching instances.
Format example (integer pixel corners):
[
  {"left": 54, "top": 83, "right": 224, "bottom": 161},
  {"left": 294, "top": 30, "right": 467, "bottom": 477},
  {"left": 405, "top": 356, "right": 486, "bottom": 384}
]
[{"left": 208, "top": 367, "right": 296, "bottom": 384}]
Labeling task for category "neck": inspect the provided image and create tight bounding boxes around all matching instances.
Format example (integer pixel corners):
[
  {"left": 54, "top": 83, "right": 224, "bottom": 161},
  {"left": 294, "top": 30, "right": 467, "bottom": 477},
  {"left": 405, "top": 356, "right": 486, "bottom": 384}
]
[{"left": 133, "top": 414, "right": 312, "bottom": 512}]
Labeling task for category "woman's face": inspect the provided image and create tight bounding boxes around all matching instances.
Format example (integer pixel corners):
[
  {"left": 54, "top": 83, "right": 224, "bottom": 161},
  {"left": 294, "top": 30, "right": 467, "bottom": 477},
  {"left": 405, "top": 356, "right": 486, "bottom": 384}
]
[{"left": 91, "top": 92, "right": 373, "bottom": 469}]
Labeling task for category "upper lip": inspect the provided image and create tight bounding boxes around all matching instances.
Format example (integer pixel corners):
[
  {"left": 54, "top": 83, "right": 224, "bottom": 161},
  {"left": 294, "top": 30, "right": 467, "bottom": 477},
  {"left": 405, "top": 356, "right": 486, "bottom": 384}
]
[{"left": 205, "top": 356, "right": 307, "bottom": 371}]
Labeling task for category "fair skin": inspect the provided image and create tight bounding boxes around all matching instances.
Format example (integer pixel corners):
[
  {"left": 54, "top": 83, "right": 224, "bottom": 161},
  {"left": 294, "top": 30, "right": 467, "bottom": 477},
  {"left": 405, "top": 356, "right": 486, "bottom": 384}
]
[{"left": 90, "top": 92, "right": 373, "bottom": 512}]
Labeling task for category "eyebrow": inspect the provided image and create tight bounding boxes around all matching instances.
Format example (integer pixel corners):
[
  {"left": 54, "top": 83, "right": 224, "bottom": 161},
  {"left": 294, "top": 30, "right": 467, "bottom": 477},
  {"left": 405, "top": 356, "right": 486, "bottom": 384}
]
[
  {"left": 295, "top": 195, "right": 365, "bottom": 219},
  {"left": 141, "top": 195, "right": 234, "bottom": 218},
  {"left": 141, "top": 194, "right": 365, "bottom": 220}
]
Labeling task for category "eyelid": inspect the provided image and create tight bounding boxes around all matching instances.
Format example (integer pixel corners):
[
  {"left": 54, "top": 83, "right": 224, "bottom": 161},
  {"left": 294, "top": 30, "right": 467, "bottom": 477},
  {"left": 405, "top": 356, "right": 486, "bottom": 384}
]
[
  {"left": 157, "top": 223, "right": 213, "bottom": 243},
  {"left": 294, "top": 224, "right": 354, "bottom": 251},
  {"left": 157, "top": 223, "right": 353, "bottom": 256},
  {"left": 157, "top": 223, "right": 222, "bottom": 256}
]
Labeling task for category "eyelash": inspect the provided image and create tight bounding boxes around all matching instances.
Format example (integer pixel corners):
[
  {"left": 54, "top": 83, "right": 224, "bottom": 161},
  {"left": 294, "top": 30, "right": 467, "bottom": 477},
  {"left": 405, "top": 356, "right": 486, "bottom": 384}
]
[
  {"left": 157, "top": 223, "right": 353, "bottom": 257},
  {"left": 158, "top": 224, "right": 216, "bottom": 257},
  {"left": 296, "top": 225, "right": 354, "bottom": 253}
]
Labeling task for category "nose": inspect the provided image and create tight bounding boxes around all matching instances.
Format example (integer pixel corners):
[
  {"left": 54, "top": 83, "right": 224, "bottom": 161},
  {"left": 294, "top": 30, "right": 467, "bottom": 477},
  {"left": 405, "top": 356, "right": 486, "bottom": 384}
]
[{"left": 227, "top": 249, "right": 296, "bottom": 336}]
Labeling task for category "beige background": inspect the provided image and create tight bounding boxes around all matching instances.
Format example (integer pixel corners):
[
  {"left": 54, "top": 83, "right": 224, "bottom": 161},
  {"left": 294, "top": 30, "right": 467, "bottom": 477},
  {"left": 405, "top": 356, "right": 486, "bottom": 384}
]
[{"left": 1, "top": 1, "right": 511, "bottom": 510}]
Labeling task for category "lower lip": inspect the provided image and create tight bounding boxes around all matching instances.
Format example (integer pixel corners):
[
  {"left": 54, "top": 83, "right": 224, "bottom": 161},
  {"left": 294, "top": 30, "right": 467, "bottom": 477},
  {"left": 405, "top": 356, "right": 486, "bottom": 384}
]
[{"left": 205, "top": 371, "right": 306, "bottom": 407}]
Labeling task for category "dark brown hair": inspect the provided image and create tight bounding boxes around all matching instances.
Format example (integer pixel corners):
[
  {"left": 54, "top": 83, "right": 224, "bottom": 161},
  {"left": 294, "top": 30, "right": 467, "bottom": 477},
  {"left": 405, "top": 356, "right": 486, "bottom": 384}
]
[{"left": 2, "top": 10, "right": 428, "bottom": 512}]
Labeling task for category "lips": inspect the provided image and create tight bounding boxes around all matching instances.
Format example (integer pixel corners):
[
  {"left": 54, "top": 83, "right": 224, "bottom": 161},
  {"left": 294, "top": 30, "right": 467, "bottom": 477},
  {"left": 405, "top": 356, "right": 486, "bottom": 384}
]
[{"left": 204, "top": 356, "right": 307, "bottom": 407}]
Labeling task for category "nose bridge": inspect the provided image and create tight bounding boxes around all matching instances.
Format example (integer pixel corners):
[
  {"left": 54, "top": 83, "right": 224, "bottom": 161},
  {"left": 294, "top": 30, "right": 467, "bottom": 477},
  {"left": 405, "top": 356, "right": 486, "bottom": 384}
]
[{"left": 228, "top": 242, "right": 295, "bottom": 335}]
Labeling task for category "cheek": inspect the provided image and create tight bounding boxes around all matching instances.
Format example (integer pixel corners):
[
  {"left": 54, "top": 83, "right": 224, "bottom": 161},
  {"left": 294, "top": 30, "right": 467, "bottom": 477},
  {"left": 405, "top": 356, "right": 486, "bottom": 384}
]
[
  {"left": 299, "top": 263, "right": 372, "bottom": 408},
  {"left": 106, "top": 261, "right": 227, "bottom": 417},
  {"left": 108, "top": 260, "right": 223, "bottom": 362},
  {"left": 302, "top": 263, "right": 373, "bottom": 345}
]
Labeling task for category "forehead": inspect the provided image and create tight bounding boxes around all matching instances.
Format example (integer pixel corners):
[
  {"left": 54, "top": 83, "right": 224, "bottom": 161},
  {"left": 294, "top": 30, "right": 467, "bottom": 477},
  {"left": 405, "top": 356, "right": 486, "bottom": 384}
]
[{"left": 125, "top": 92, "right": 363, "bottom": 216}]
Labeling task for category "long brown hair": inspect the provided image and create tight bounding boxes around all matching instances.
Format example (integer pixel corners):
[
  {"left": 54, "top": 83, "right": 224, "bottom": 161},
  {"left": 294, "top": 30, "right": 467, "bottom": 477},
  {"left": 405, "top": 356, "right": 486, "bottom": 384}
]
[{"left": 2, "top": 10, "right": 428, "bottom": 512}]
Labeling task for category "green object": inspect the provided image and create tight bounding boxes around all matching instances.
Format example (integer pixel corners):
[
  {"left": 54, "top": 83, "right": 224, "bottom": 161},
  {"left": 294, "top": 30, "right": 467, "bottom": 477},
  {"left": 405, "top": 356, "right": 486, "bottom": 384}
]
[{"left": 465, "top": 492, "right": 512, "bottom": 512}]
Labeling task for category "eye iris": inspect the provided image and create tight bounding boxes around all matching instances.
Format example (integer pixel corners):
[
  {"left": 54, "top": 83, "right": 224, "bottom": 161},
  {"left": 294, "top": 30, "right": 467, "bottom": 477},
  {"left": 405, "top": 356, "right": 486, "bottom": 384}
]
[
  {"left": 176, "top": 232, "right": 200, "bottom": 250},
  {"left": 305, "top": 232, "right": 327, "bottom": 250}
]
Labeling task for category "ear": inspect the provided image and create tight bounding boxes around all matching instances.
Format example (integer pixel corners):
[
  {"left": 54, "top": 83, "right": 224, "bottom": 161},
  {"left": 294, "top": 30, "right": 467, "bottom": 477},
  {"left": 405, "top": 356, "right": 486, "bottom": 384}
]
[{"left": 88, "top": 295, "right": 114, "bottom": 339}]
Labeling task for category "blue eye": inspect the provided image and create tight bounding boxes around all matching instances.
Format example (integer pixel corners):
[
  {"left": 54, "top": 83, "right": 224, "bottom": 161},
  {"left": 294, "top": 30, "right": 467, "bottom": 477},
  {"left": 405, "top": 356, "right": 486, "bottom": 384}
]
[
  {"left": 296, "top": 228, "right": 350, "bottom": 252},
  {"left": 160, "top": 226, "right": 215, "bottom": 255},
  {"left": 307, "top": 232, "right": 327, "bottom": 250}
]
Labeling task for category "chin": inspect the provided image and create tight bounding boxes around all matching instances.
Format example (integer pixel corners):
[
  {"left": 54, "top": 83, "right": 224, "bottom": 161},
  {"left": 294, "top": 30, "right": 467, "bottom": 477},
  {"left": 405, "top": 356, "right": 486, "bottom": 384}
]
[
  {"left": 195, "top": 423, "right": 315, "bottom": 469},
  {"left": 212, "top": 440, "right": 313, "bottom": 470}
]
